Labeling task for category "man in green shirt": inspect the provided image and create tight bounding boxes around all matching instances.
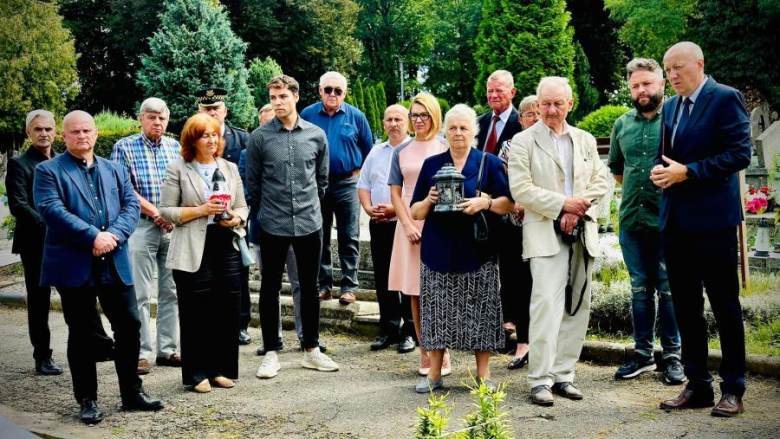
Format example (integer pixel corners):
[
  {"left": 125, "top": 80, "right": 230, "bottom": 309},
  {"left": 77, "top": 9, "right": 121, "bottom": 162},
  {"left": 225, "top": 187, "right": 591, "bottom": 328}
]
[{"left": 608, "top": 58, "right": 684, "bottom": 384}]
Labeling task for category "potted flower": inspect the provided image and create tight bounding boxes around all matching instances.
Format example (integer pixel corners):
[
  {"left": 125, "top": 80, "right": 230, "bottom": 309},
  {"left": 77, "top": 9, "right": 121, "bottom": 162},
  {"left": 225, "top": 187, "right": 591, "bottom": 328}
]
[{"left": 745, "top": 186, "right": 777, "bottom": 257}]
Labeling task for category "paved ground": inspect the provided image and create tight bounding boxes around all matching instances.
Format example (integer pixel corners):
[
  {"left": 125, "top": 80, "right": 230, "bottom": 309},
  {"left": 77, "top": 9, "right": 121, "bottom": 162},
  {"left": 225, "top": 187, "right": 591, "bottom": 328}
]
[{"left": 0, "top": 306, "right": 778, "bottom": 438}]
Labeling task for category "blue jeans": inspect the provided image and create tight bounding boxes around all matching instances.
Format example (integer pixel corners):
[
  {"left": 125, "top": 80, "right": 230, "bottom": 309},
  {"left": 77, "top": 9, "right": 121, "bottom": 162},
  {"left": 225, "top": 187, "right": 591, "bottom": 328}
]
[
  {"left": 318, "top": 175, "right": 360, "bottom": 293},
  {"left": 619, "top": 228, "right": 681, "bottom": 361}
]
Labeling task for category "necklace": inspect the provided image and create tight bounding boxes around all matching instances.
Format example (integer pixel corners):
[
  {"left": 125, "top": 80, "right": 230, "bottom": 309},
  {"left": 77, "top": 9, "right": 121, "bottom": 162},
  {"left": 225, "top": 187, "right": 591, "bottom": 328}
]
[{"left": 195, "top": 161, "right": 217, "bottom": 179}]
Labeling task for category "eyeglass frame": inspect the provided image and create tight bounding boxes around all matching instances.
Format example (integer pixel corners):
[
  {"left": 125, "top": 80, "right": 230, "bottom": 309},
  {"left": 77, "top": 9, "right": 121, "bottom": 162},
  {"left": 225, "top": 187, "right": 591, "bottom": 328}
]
[
  {"left": 323, "top": 86, "right": 344, "bottom": 96},
  {"left": 409, "top": 112, "right": 432, "bottom": 122}
]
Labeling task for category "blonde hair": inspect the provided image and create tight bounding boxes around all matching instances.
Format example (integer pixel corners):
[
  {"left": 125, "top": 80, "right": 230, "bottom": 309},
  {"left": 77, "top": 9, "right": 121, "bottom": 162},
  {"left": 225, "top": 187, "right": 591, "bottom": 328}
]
[{"left": 407, "top": 93, "right": 442, "bottom": 141}]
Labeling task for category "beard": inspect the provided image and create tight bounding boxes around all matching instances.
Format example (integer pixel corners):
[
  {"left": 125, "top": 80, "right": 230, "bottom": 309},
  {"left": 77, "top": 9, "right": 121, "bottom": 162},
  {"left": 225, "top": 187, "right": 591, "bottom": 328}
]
[{"left": 632, "top": 91, "right": 663, "bottom": 113}]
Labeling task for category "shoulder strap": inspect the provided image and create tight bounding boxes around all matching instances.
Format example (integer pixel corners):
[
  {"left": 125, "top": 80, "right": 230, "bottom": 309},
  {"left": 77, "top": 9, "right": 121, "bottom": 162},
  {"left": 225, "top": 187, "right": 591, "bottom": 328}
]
[{"left": 476, "top": 150, "right": 488, "bottom": 196}]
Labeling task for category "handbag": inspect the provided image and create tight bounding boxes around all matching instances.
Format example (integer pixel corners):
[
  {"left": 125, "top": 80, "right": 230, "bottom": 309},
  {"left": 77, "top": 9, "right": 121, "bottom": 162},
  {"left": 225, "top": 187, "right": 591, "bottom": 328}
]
[
  {"left": 237, "top": 235, "right": 256, "bottom": 267},
  {"left": 473, "top": 151, "right": 491, "bottom": 252}
]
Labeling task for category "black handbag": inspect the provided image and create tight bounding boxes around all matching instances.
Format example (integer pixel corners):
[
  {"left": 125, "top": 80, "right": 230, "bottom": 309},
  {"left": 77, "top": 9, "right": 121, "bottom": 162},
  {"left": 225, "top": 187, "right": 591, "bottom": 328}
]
[{"left": 473, "top": 152, "right": 493, "bottom": 260}]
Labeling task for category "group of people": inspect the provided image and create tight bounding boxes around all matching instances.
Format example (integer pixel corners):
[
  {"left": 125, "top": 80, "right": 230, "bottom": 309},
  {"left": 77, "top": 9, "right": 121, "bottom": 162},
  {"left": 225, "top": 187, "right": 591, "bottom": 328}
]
[{"left": 6, "top": 40, "right": 750, "bottom": 425}]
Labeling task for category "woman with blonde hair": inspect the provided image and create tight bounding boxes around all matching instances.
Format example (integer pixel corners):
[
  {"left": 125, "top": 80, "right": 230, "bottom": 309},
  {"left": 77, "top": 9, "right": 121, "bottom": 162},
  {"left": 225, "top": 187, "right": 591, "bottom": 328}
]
[{"left": 388, "top": 93, "right": 450, "bottom": 376}]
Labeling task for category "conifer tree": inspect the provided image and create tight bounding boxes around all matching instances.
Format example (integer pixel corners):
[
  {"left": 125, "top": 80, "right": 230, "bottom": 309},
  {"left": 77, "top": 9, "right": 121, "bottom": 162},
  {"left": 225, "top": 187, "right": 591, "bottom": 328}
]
[{"left": 248, "top": 56, "right": 283, "bottom": 108}]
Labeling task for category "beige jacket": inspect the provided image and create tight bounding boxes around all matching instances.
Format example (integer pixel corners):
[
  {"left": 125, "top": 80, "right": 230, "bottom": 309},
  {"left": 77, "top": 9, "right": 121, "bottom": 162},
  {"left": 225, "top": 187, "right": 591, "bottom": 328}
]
[
  {"left": 507, "top": 120, "right": 609, "bottom": 259},
  {"left": 159, "top": 157, "right": 249, "bottom": 273}
]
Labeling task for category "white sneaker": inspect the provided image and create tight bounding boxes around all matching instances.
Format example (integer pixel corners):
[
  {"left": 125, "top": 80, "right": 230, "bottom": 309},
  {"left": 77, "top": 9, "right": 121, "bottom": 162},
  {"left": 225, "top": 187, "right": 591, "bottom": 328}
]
[
  {"left": 301, "top": 349, "right": 339, "bottom": 372},
  {"left": 256, "top": 352, "right": 280, "bottom": 379}
]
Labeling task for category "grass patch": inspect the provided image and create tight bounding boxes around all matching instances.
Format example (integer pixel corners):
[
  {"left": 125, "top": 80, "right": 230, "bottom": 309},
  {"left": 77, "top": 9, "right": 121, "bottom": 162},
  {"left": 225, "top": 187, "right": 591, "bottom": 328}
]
[
  {"left": 709, "top": 318, "right": 780, "bottom": 357},
  {"left": 94, "top": 111, "right": 139, "bottom": 132},
  {"left": 110, "top": 427, "right": 125, "bottom": 435},
  {"left": 741, "top": 272, "right": 780, "bottom": 297}
]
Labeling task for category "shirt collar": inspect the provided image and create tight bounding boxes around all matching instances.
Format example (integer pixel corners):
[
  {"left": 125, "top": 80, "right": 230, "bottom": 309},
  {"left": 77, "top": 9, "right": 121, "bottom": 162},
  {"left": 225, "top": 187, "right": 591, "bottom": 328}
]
[
  {"left": 385, "top": 135, "right": 411, "bottom": 148},
  {"left": 493, "top": 105, "right": 513, "bottom": 123},
  {"left": 632, "top": 106, "right": 663, "bottom": 121},
  {"left": 28, "top": 146, "right": 54, "bottom": 161},
  {"left": 317, "top": 101, "right": 344, "bottom": 116},
  {"left": 543, "top": 120, "right": 571, "bottom": 139},
  {"left": 274, "top": 115, "right": 302, "bottom": 131},
  {"left": 67, "top": 151, "right": 97, "bottom": 169},
  {"left": 221, "top": 124, "right": 226, "bottom": 136},
  {"left": 685, "top": 76, "right": 708, "bottom": 104},
  {"left": 141, "top": 131, "right": 163, "bottom": 148}
]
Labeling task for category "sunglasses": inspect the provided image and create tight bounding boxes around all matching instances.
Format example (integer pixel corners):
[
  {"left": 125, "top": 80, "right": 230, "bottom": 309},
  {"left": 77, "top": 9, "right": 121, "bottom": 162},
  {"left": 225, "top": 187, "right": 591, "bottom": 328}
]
[{"left": 323, "top": 86, "right": 344, "bottom": 96}]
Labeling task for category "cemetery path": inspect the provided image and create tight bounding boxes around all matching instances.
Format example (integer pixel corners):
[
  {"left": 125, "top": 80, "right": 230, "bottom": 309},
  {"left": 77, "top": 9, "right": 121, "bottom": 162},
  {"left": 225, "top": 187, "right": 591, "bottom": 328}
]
[{"left": 0, "top": 305, "right": 778, "bottom": 439}]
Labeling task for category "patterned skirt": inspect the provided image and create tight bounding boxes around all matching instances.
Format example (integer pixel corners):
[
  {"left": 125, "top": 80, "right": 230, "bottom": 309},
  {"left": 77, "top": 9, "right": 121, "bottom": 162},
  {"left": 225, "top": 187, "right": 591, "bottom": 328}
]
[{"left": 419, "top": 261, "right": 504, "bottom": 351}]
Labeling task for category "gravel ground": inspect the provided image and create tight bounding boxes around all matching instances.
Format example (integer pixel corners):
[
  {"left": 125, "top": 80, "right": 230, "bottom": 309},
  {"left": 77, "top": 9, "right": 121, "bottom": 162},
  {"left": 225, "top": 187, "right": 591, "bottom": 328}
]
[{"left": 0, "top": 305, "right": 778, "bottom": 439}]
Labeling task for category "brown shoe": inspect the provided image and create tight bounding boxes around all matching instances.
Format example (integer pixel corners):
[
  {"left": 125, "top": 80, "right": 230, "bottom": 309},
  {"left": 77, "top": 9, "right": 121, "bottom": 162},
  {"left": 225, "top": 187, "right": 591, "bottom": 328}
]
[
  {"left": 552, "top": 382, "right": 583, "bottom": 400},
  {"left": 156, "top": 352, "right": 181, "bottom": 367},
  {"left": 339, "top": 291, "right": 356, "bottom": 305},
  {"left": 711, "top": 394, "right": 744, "bottom": 417},
  {"left": 319, "top": 290, "right": 333, "bottom": 301},
  {"left": 209, "top": 376, "right": 235, "bottom": 389},
  {"left": 137, "top": 359, "right": 150, "bottom": 375},
  {"left": 193, "top": 379, "right": 211, "bottom": 393},
  {"left": 660, "top": 388, "right": 715, "bottom": 410}
]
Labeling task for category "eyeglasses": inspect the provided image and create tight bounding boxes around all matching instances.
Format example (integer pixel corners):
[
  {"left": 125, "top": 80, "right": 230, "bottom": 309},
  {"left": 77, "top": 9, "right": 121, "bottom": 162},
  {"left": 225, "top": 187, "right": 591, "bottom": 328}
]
[
  {"left": 323, "top": 86, "right": 344, "bottom": 96},
  {"left": 521, "top": 112, "right": 539, "bottom": 118},
  {"left": 409, "top": 112, "right": 431, "bottom": 122}
]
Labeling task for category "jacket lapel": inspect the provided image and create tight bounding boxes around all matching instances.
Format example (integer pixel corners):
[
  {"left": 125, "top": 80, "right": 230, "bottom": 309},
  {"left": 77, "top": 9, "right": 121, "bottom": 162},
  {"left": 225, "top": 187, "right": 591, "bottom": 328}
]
[
  {"left": 686, "top": 78, "right": 715, "bottom": 130},
  {"left": 532, "top": 123, "right": 564, "bottom": 172},
  {"left": 185, "top": 161, "right": 207, "bottom": 204},
  {"left": 60, "top": 155, "right": 97, "bottom": 213},
  {"left": 97, "top": 158, "right": 116, "bottom": 219}
]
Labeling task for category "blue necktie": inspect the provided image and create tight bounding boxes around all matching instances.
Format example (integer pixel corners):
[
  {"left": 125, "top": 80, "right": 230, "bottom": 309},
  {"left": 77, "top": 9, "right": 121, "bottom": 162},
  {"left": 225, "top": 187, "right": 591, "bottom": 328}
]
[{"left": 673, "top": 97, "right": 691, "bottom": 148}]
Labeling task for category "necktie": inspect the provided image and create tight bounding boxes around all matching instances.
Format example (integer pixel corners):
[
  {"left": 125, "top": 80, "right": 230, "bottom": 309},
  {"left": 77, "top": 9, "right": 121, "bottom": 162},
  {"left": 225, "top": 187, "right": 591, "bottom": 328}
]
[
  {"left": 484, "top": 115, "right": 500, "bottom": 154},
  {"left": 673, "top": 97, "right": 691, "bottom": 148}
]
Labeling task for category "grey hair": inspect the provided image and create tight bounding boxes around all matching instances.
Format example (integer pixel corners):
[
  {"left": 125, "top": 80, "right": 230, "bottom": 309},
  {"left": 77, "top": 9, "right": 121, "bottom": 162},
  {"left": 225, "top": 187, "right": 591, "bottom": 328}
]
[
  {"left": 487, "top": 70, "right": 514, "bottom": 89},
  {"left": 319, "top": 71, "right": 348, "bottom": 89},
  {"left": 258, "top": 104, "right": 273, "bottom": 114},
  {"left": 26, "top": 110, "right": 55, "bottom": 129},
  {"left": 536, "top": 77, "right": 573, "bottom": 100},
  {"left": 626, "top": 58, "right": 663, "bottom": 80},
  {"left": 443, "top": 104, "right": 480, "bottom": 148},
  {"left": 518, "top": 95, "right": 538, "bottom": 113},
  {"left": 139, "top": 97, "right": 169, "bottom": 116}
]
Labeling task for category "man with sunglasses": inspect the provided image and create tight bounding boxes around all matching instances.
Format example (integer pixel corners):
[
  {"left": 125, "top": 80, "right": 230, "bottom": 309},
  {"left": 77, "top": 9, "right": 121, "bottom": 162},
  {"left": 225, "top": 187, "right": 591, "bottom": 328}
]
[{"left": 301, "top": 72, "right": 374, "bottom": 305}]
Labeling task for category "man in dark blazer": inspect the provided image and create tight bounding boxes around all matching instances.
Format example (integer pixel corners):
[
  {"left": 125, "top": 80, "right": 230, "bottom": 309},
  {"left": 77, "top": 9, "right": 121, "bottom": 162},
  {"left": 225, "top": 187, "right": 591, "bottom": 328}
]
[
  {"left": 6, "top": 110, "right": 113, "bottom": 376},
  {"left": 650, "top": 42, "right": 751, "bottom": 417},
  {"left": 476, "top": 70, "right": 522, "bottom": 156},
  {"left": 34, "top": 110, "right": 163, "bottom": 425},
  {"left": 196, "top": 87, "right": 253, "bottom": 345}
]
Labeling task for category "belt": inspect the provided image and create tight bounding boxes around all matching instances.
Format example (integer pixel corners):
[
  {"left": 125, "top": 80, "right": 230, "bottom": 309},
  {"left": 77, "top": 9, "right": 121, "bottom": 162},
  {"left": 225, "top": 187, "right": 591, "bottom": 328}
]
[{"left": 329, "top": 169, "right": 359, "bottom": 182}]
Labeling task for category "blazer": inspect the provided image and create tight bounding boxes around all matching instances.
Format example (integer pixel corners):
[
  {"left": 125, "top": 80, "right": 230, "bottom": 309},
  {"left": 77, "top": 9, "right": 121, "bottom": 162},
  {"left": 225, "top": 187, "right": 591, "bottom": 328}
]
[
  {"left": 222, "top": 124, "right": 250, "bottom": 165},
  {"left": 656, "top": 77, "right": 751, "bottom": 232},
  {"left": 33, "top": 153, "right": 140, "bottom": 287},
  {"left": 5, "top": 148, "right": 53, "bottom": 254},
  {"left": 476, "top": 108, "right": 522, "bottom": 155},
  {"left": 508, "top": 120, "right": 609, "bottom": 259},
  {"left": 159, "top": 157, "right": 249, "bottom": 273}
]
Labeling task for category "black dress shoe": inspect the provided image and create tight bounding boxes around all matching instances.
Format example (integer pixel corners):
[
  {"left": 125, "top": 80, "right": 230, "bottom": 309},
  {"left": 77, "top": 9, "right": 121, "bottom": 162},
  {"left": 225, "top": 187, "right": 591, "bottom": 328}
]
[
  {"left": 122, "top": 389, "right": 164, "bottom": 411},
  {"left": 398, "top": 336, "right": 416, "bottom": 354},
  {"left": 370, "top": 335, "right": 395, "bottom": 351},
  {"left": 238, "top": 329, "right": 252, "bottom": 345},
  {"left": 79, "top": 399, "right": 103, "bottom": 425},
  {"left": 35, "top": 358, "right": 63, "bottom": 375},
  {"left": 507, "top": 353, "right": 529, "bottom": 370},
  {"left": 93, "top": 346, "right": 115, "bottom": 363}
]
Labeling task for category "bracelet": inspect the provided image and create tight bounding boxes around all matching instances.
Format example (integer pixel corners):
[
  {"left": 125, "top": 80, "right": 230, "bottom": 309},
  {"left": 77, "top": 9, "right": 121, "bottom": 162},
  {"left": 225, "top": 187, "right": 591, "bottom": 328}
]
[{"left": 487, "top": 198, "right": 493, "bottom": 211}]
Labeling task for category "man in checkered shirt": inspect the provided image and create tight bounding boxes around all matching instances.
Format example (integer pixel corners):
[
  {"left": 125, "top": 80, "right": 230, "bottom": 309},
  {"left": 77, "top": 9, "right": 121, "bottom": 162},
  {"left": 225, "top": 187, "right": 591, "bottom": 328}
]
[{"left": 111, "top": 98, "right": 181, "bottom": 375}]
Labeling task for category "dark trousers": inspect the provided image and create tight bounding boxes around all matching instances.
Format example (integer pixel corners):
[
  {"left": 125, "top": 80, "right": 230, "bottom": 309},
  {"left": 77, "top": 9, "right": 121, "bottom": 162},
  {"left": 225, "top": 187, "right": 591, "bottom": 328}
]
[
  {"left": 23, "top": 243, "right": 114, "bottom": 363},
  {"left": 58, "top": 282, "right": 142, "bottom": 403},
  {"left": 664, "top": 225, "right": 746, "bottom": 397},
  {"left": 259, "top": 229, "right": 321, "bottom": 351},
  {"left": 497, "top": 222, "right": 532, "bottom": 344},
  {"left": 239, "top": 263, "right": 251, "bottom": 330},
  {"left": 172, "top": 226, "right": 241, "bottom": 385},
  {"left": 369, "top": 220, "right": 414, "bottom": 338}
]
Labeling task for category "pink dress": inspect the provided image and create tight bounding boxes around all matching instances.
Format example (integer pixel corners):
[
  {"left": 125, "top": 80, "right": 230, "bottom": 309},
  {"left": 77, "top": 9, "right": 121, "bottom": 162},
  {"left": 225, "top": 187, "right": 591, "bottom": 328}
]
[{"left": 388, "top": 138, "right": 448, "bottom": 296}]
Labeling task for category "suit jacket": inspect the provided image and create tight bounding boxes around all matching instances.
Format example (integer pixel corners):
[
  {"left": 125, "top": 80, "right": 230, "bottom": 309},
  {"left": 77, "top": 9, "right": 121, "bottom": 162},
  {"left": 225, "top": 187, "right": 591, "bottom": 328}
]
[
  {"left": 159, "top": 157, "right": 249, "bottom": 273},
  {"left": 222, "top": 124, "right": 250, "bottom": 165},
  {"left": 5, "top": 148, "right": 54, "bottom": 254},
  {"left": 656, "top": 77, "right": 751, "bottom": 232},
  {"left": 508, "top": 120, "right": 609, "bottom": 259},
  {"left": 33, "top": 153, "right": 140, "bottom": 287},
  {"left": 476, "top": 108, "right": 522, "bottom": 155}
]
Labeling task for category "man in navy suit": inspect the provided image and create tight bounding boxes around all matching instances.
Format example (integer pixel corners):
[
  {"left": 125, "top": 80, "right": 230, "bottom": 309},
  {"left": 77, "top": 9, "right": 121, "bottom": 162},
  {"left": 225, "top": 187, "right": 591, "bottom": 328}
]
[
  {"left": 34, "top": 111, "right": 163, "bottom": 425},
  {"left": 476, "top": 70, "right": 523, "bottom": 155},
  {"left": 650, "top": 42, "right": 751, "bottom": 417}
]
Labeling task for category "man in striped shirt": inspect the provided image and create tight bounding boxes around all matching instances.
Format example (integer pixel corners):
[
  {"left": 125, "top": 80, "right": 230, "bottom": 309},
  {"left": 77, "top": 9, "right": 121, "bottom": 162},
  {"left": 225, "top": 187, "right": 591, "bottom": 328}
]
[{"left": 111, "top": 98, "right": 181, "bottom": 375}]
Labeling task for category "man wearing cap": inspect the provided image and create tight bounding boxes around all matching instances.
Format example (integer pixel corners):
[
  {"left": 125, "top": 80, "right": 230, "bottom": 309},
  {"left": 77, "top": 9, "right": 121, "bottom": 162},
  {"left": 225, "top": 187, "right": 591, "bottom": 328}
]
[
  {"left": 111, "top": 98, "right": 181, "bottom": 375},
  {"left": 196, "top": 87, "right": 253, "bottom": 345},
  {"left": 300, "top": 72, "right": 373, "bottom": 305}
]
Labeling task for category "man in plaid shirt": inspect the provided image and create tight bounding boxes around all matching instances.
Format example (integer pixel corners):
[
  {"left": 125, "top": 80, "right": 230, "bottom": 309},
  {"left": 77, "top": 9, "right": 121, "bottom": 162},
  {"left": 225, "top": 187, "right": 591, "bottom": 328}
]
[{"left": 111, "top": 98, "right": 181, "bottom": 375}]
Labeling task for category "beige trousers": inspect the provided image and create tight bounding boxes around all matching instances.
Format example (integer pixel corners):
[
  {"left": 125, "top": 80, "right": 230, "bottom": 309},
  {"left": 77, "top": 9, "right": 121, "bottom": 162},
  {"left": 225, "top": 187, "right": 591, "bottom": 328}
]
[{"left": 527, "top": 234, "right": 592, "bottom": 389}]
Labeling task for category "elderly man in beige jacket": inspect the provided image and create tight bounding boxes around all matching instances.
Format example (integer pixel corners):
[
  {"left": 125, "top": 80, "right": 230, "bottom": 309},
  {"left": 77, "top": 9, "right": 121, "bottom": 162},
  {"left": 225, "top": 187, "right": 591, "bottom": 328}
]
[{"left": 508, "top": 77, "right": 609, "bottom": 406}]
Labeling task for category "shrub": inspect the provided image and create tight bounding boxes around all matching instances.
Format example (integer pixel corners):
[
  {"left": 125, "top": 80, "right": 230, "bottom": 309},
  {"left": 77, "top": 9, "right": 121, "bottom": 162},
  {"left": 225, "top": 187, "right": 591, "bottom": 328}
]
[
  {"left": 93, "top": 111, "right": 140, "bottom": 132},
  {"left": 22, "top": 129, "right": 178, "bottom": 159},
  {"left": 577, "top": 105, "right": 630, "bottom": 138}
]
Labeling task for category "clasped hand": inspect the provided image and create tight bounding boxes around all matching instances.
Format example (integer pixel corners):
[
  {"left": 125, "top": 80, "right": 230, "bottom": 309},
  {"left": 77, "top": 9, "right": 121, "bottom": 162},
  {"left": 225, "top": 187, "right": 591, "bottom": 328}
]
[
  {"left": 93, "top": 231, "right": 119, "bottom": 257},
  {"left": 650, "top": 155, "right": 688, "bottom": 189},
  {"left": 457, "top": 196, "right": 490, "bottom": 216}
]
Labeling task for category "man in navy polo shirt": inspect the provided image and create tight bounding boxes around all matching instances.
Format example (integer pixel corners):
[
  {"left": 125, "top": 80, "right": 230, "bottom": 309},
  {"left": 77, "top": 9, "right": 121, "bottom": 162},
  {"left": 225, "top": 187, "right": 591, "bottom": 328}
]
[{"left": 301, "top": 72, "right": 373, "bottom": 305}]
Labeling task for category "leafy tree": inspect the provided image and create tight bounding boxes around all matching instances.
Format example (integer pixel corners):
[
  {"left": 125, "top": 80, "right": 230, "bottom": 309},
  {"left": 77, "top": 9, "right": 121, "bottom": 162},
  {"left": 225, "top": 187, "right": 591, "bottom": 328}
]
[
  {"left": 424, "top": 0, "right": 483, "bottom": 106},
  {"left": 475, "top": 0, "right": 575, "bottom": 104},
  {"left": 354, "top": 0, "right": 436, "bottom": 102},
  {"left": 689, "top": 0, "right": 780, "bottom": 109},
  {"left": 570, "top": 42, "right": 600, "bottom": 124},
  {"left": 0, "top": 0, "right": 78, "bottom": 151},
  {"left": 604, "top": 0, "right": 696, "bottom": 62},
  {"left": 59, "top": 0, "right": 162, "bottom": 115},
  {"left": 247, "top": 56, "right": 284, "bottom": 108},
  {"left": 137, "top": 0, "right": 254, "bottom": 130},
  {"left": 225, "top": 0, "right": 362, "bottom": 105}
]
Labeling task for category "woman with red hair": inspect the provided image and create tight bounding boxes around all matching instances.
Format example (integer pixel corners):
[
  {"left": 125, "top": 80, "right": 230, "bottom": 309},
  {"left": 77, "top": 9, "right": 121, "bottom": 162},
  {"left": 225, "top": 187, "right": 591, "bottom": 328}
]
[{"left": 159, "top": 113, "right": 248, "bottom": 393}]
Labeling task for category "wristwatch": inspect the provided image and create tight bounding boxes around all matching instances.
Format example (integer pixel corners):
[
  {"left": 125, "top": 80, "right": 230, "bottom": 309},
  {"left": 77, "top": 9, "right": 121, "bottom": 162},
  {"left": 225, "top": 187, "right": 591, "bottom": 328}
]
[
  {"left": 685, "top": 166, "right": 696, "bottom": 180},
  {"left": 487, "top": 198, "right": 493, "bottom": 211}
]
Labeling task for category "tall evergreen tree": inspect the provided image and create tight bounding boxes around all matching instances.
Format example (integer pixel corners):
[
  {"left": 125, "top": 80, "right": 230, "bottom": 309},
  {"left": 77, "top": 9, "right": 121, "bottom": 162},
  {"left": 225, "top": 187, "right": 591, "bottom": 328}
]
[
  {"left": 137, "top": 0, "right": 254, "bottom": 130},
  {"left": 247, "top": 56, "right": 284, "bottom": 108},
  {"left": 474, "top": 0, "right": 575, "bottom": 103},
  {"left": 376, "top": 82, "right": 388, "bottom": 112},
  {"left": 570, "top": 42, "right": 600, "bottom": 123},
  {"left": 353, "top": 78, "right": 366, "bottom": 113},
  {"left": 0, "top": 0, "right": 78, "bottom": 151},
  {"left": 364, "top": 86, "right": 379, "bottom": 136}
]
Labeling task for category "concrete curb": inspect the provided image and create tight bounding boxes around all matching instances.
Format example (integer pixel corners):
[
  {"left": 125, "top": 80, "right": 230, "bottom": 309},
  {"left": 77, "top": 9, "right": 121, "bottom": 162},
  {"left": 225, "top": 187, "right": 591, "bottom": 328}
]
[{"left": 1, "top": 284, "right": 778, "bottom": 378}]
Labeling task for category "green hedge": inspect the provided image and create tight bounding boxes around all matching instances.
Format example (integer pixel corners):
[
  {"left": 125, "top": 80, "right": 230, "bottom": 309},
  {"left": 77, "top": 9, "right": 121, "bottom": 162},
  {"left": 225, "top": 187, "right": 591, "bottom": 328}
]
[
  {"left": 577, "top": 105, "right": 630, "bottom": 138},
  {"left": 22, "top": 130, "right": 179, "bottom": 158}
]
